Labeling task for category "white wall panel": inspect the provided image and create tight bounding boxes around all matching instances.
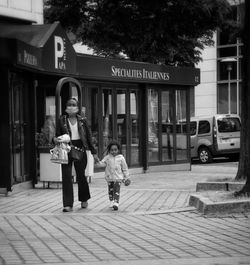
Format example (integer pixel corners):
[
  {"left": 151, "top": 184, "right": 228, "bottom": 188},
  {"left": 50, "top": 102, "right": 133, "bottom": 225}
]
[
  {"left": 32, "top": 0, "right": 43, "bottom": 13},
  {"left": 0, "top": 0, "right": 43, "bottom": 23},
  {"left": 10, "top": 0, "right": 31, "bottom": 11},
  {"left": 0, "top": 0, "right": 8, "bottom": 7},
  {"left": 199, "top": 59, "right": 217, "bottom": 72},
  {"left": 195, "top": 83, "right": 217, "bottom": 96},
  {"left": 200, "top": 71, "right": 217, "bottom": 83}
]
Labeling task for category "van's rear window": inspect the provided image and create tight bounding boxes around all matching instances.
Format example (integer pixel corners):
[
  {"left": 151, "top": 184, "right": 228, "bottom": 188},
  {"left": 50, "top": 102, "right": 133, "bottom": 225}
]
[{"left": 217, "top": 118, "right": 241, "bottom": 132}]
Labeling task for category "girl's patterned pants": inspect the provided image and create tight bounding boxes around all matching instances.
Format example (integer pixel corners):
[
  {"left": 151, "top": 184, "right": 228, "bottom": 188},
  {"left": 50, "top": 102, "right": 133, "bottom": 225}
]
[{"left": 108, "top": 181, "right": 121, "bottom": 203}]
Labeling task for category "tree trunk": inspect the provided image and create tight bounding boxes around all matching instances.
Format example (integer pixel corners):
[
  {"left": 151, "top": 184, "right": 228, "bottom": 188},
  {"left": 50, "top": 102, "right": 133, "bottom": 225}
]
[{"left": 234, "top": 1, "right": 250, "bottom": 196}]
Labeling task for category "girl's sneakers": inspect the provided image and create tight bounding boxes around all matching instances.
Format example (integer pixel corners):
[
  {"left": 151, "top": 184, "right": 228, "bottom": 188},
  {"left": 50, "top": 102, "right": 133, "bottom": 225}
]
[
  {"left": 113, "top": 202, "right": 119, "bottom": 211},
  {"left": 81, "top": 201, "right": 88, "bottom": 208},
  {"left": 109, "top": 201, "right": 114, "bottom": 208}
]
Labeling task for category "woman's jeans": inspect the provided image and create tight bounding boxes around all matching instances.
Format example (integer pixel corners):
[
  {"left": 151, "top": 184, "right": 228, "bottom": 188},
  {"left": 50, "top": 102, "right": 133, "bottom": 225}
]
[{"left": 61, "top": 140, "right": 90, "bottom": 207}]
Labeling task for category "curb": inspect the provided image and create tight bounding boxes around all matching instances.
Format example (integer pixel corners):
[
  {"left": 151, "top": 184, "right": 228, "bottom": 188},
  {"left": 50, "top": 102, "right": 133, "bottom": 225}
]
[
  {"left": 189, "top": 193, "right": 250, "bottom": 215},
  {"left": 196, "top": 182, "right": 244, "bottom": 192}
]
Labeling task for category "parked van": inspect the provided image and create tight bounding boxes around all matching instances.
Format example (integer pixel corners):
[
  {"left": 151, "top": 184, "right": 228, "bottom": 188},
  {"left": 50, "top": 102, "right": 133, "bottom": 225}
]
[{"left": 190, "top": 114, "right": 241, "bottom": 163}]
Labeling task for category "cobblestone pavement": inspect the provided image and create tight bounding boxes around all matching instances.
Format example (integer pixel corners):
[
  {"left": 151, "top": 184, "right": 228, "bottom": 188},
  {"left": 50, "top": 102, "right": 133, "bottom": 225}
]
[{"left": 0, "top": 164, "right": 250, "bottom": 265}]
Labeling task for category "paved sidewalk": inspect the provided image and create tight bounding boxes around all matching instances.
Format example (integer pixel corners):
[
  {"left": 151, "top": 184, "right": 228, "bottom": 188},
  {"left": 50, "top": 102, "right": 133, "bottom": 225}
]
[{"left": 0, "top": 163, "right": 250, "bottom": 265}]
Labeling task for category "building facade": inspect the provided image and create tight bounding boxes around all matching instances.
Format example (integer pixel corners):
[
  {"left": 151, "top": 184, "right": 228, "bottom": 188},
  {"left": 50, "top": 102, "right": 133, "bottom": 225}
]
[
  {"left": 195, "top": 1, "right": 244, "bottom": 117},
  {"left": 0, "top": 0, "right": 43, "bottom": 24},
  {"left": 0, "top": 22, "right": 200, "bottom": 192}
]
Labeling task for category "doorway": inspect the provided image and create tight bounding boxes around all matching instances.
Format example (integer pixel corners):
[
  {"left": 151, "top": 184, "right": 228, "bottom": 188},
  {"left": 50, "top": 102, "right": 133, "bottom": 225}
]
[
  {"left": 89, "top": 84, "right": 141, "bottom": 167},
  {"left": 10, "top": 72, "right": 31, "bottom": 184}
]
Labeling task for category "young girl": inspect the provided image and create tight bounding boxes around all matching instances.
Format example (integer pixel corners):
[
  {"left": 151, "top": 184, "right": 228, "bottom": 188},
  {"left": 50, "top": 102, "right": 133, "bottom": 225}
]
[{"left": 99, "top": 140, "right": 130, "bottom": 211}]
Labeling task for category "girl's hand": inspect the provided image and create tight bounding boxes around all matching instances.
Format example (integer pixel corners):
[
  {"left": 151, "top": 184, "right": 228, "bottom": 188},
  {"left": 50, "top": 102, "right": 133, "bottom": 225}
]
[{"left": 123, "top": 178, "right": 131, "bottom": 186}]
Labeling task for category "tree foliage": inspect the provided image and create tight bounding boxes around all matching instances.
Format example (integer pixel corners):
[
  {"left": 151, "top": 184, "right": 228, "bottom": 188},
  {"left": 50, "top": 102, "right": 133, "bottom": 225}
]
[{"left": 44, "top": 0, "right": 233, "bottom": 66}]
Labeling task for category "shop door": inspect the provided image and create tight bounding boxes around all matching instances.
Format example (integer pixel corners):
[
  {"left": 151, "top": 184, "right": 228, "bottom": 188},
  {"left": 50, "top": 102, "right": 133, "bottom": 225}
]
[
  {"left": 116, "top": 89, "right": 140, "bottom": 166},
  {"left": 89, "top": 85, "right": 141, "bottom": 167},
  {"left": 10, "top": 74, "right": 30, "bottom": 184}
]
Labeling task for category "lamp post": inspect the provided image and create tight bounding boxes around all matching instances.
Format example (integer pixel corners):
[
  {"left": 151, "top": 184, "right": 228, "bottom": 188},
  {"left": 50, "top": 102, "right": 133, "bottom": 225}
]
[{"left": 221, "top": 58, "right": 237, "bottom": 114}]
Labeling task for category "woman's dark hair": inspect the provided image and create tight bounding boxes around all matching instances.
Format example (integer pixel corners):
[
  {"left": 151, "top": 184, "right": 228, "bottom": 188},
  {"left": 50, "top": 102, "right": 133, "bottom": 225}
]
[
  {"left": 105, "top": 140, "right": 122, "bottom": 155},
  {"left": 66, "top": 97, "right": 79, "bottom": 106}
]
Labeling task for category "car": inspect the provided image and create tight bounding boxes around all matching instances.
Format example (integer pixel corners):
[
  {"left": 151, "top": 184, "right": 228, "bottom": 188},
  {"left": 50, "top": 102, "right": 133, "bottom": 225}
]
[{"left": 190, "top": 114, "right": 241, "bottom": 163}]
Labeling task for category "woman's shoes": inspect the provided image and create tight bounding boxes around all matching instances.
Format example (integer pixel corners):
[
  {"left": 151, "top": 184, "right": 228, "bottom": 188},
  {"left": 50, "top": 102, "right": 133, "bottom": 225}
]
[
  {"left": 62, "top": 206, "right": 72, "bottom": 212},
  {"left": 109, "top": 201, "right": 114, "bottom": 208},
  {"left": 81, "top": 201, "right": 88, "bottom": 208},
  {"left": 63, "top": 202, "right": 88, "bottom": 211}
]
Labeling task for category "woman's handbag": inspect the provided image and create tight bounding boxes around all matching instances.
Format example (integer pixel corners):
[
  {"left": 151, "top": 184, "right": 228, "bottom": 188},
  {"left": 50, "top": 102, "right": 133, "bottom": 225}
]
[
  {"left": 50, "top": 143, "right": 70, "bottom": 164},
  {"left": 69, "top": 146, "right": 84, "bottom": 161}
]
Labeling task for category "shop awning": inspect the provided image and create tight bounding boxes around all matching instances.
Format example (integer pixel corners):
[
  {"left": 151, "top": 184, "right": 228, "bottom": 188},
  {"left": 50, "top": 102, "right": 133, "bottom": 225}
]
[
  {"left": 0, "top": 22, "right": 200, "bottom": 86},
  {"left": 0, "top": 23, "right": 57, "bottom": 48},
  {"left": 0, "top": 22, "right": 76, "bottom": 74}
]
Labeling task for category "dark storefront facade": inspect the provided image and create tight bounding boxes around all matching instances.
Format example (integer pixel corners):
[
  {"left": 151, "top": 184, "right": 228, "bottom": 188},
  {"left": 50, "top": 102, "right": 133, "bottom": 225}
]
[{"left": 0, "top": 22, "right": 200, "bottom": 192}]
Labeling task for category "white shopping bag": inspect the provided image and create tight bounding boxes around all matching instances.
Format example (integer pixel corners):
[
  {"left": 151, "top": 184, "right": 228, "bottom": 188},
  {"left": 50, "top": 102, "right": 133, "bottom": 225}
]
[
  {"left": 72, "top": 151, "right": 94, "bottom": 183},
  {"left": 85, "top": 150, "right": 94, "bottom": 177}
]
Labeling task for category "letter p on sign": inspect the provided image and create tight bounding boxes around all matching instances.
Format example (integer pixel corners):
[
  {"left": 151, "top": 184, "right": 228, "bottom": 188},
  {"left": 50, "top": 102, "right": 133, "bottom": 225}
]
[{"left": 54, "top": 36, "right": 64, "bottom": 69}]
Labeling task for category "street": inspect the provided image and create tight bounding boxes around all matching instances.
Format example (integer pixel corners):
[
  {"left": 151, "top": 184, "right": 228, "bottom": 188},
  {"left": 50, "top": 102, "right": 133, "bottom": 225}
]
[{"left": 0, "top": 162, "right": 249, "bottom": 265}]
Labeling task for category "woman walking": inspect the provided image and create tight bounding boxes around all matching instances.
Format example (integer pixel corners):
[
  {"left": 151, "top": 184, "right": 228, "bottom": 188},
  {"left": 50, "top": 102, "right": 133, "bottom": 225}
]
[{"left": 54, "top": 98, "right": 99, "bottom": 212}]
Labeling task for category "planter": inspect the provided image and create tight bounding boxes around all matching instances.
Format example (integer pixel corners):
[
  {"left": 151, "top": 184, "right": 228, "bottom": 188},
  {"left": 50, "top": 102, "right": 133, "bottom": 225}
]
[{"left": 38, "top": 148, "right": 94, "bottom": 185}]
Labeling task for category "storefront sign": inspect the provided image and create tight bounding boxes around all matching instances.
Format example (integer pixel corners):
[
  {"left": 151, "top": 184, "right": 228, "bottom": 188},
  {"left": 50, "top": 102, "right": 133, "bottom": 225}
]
[
  {"left": 77, "top": 56, "right": 200, "bottom": 86},
  {"left": 23, "top": 50, "right": 38, "bottom": 66},
  {"left": 42, "top": 23, "right": 76, "bottom": 74},
  {"left": 54, "top": 36, "right": 66, "bottom": 70},
  {"left": 17, "top": 41, "right": 42, "bottom": 69},
  {"left": 111, "top": 66, "right": 170, "bottom": 81},
  {"left": 3, "top": 22, "right": 199, "bottom": 85}
]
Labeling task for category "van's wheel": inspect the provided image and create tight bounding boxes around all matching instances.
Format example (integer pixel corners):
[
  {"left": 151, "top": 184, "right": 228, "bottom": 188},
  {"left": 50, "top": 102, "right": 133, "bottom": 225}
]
[{"left": 198, "top": 147, "right": 212, "bottom": 163}]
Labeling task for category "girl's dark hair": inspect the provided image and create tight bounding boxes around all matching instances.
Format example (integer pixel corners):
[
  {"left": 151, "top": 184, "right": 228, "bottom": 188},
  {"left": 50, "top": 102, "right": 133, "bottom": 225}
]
[{"left": 105, "top": 140, "right": 122, "bottom": 155}]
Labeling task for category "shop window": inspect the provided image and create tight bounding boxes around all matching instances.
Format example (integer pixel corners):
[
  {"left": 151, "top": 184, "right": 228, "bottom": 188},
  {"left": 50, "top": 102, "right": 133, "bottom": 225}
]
[
  {"left": 217, "top": 46, "right": 236, "bottom": 58},
  {"left": 148, "top": 89, "right": 159, "bottom": 162},
  {"left": 102, "top": 89, "right": 113, "bottom": 151},
  {"left": 176, "top": 90, "right": 188, "bottom": 161},
  {"left": 161, "top": 91, "right": 174, "bottom": 162},
  {"left": 230, "top": 83, "right": 237, "bottom": 114},
  {"left": 218, "top": 59, "right": 237, "bottom": 81},
  {"left": 90, "top": 86, "right": 99, "bottom": 154},
  {"left": 117, "top": 90, "right": 127, "bottom": 158},
  {"left": 130, "top": 90, "right": 140, "bottom": 165},
  {"left": 217, "top": 5, "right": 238, "bottom": 45},
  {"left": 239, "top": 58, "right": 242, "bottom": 79},
  {"left": 218, "top": 83, "right": 237, "bottom": 114},
  {"left": 218, "top": 83, "right": 228, "bottom": 114}
]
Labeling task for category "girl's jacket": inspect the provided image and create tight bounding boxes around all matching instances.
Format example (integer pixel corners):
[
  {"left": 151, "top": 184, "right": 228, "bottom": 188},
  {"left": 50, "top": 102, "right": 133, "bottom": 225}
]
[{"left": 100, "top": 154, "right": 129, "bottom": 182}]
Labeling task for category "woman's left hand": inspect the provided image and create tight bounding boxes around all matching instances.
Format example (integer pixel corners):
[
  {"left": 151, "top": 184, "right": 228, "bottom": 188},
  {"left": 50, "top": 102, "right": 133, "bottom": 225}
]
[{"left": 93, "top": 154, "right": 100, "bottom": 163}]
